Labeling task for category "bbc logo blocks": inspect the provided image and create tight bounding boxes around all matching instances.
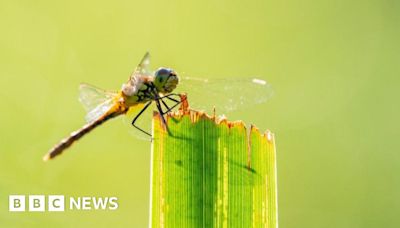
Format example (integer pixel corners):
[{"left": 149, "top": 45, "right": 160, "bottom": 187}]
[
  {"left": 9, "top": 195, "right": 64, "bottom": 212},
  {"left": 48, "top": 195, "right": 65, "bottom": 211},
  {"left": 8, "top": 195, "right": 25, "bottom": 212},
  {"left": 9, "top": 195, "right": 118, "bottom": 211}
]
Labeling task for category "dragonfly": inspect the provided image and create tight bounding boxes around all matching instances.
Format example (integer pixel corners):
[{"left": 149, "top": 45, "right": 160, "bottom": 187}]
[
  {"left": 43, "top": 52, "right": 273, "bottom": 161},
  {"left": 43, "top": 52, "right": 181, "bottom": 161}
]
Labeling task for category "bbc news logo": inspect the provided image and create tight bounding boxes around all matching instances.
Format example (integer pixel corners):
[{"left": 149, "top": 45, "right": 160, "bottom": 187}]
[{"left": 9, "top": 195, "right": 118, "bottom": 212}]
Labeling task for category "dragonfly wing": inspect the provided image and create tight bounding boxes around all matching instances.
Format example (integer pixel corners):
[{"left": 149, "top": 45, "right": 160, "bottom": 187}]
[
  {"left": 129, "top": 52, "right": 152, "bottom": 81},
  {"left": 134, "top": 52, "right": 151, "bottom": 76},
  {"left": 79, "top": 83, "right": 117, "bottom": 112},
  {"left": 78, "top": 83, "right": 117, "bottom": 123},
  {"left": 85, "top": 98, "right": 115, "bottom": 123},
  {"left": 175, "top": 77, "right": 273, "bottom": 114},
  {"left": 123, "top": 52, "right": 153, "bottom": 96}
]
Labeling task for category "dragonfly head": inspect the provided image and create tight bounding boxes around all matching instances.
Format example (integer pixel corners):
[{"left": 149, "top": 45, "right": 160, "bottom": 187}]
[{"left": 154, "top": 67, "right": 179, "bottom": 94}]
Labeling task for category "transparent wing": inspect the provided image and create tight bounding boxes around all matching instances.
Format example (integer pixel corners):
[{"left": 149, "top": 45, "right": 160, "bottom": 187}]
[
  {"left": 123, "top": 52, "right": 153, "bottom": 94},
  {"left": 129, "top": 52, "right": 152, "bottom": 80},
  {"left": 85, "top": 99, "right": 115, "bottom": 123},
  {"left": 78, "top": 83, "right": 117, "bottom": 123},
  {"left": 79, "top": 83, "right": 117, "bottom": 112},
  {"left": 175, "top": 77, "right": 273, "bottom": 114}
]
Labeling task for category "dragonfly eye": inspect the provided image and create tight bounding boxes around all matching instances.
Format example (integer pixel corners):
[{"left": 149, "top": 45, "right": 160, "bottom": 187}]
[
  {"left": 155, "top": 68, "right": 172, "bottom": 77},
  {"left": 154, "top": 67, "right": 179, "bottom": 93}
]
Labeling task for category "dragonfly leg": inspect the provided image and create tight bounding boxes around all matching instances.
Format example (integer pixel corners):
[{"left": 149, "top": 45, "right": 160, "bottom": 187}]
[
  {"left": 131, "top": 101, "right": 152, "bottom": 137},
  {"left": 155, "top": 99, "right": 167, "bottom": 128},
  {"left": 159, "top": 96, "right": 181, "bottom": 114},
  {"left": 155, "top": 93, "right": 182, "bottom": 114},
  {"left": 158, "top": 93, "right": 181, "bottom": 100},
  {"left": 165, "top": 96, "right": 180, "bottom": 103},
  {"left": 160, "top": 99, "right": 170, "bottom": 113},
  {"left": 152, "top": 91, "right": 182, "bottom": 130}
]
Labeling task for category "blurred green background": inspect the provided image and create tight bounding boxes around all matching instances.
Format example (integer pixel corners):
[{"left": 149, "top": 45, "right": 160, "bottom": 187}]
[{"left": 1, "top": 0, "right": 399, "bottom": 227}]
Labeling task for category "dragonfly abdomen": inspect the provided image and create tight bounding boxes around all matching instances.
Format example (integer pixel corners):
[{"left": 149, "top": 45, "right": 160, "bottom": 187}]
[{"left": 43, "top": 109, "right": 124, "bottom": 161}]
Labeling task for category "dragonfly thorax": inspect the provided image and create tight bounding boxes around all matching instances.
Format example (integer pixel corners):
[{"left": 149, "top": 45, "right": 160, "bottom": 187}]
[
  {"left": 154, "top": 67, "right": 179, "bottom": 94},
  {"left": 120, "top": 76, "right": 153, "bottom": 106},
  {"left": 121, "top": 74, "right": 145, "bottom": 97}
]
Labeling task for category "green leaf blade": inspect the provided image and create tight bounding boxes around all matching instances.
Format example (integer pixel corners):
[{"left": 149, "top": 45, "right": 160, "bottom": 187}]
[{"left": 150, "top": 110, "right": 277, "bottom": 228}]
